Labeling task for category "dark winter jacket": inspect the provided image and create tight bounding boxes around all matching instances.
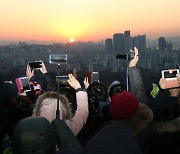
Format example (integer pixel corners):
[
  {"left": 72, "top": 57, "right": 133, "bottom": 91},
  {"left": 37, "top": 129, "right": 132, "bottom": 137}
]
[
  {"left": 12, "top": 117, "right": 82, "bottom": 154},
  {"left": 148, "top": 115, "right": 180, "bottom": 154},
  {"left": 128, "top": 66, "right": 180, "bottom": 154},
  {"left": 83, "top": 121, "right": 142, "bottom": 154},
  {"left": 29, "top": 72, "right": 56, "bottom": 92},
  {"left": 128, "top": 66, "right": 148, "bottom": 104}
]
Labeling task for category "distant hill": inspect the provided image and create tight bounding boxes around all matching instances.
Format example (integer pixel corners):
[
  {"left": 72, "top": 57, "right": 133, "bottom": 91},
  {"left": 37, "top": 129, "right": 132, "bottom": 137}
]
[
  {"left": 0, "top": 40, "right": 59, "bottom": 46},
  {"left": 0, "top": 41, "right": 16, "bottom": 46},
  {"left": 147, "top": 36, "right": 180, "bottom": 49},
  {"left": 1, "top": 36, "right": 180, "bottom": 49}
]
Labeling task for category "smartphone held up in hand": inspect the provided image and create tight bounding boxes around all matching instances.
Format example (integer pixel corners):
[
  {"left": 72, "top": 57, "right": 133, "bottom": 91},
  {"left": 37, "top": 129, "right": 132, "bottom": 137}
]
[
  {"left": 16, "top": 77, "right": 31, "bottom": 94},
  {"left": 28, "top": 62, "right": 42, "bottom": 69},
  {"left": 49, "top": 54, "right": 67, "bottom": 64},
  {"left": 161, "top": 69, "right": 180, "bottom": 89},
  {"left": 86, "top": 72, "right": 99, "bottom": 83}
]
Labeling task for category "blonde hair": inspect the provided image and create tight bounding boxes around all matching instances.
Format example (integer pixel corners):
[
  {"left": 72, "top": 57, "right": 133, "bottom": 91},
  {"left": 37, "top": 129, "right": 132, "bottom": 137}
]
[{"left": 33, "top": 91, "right": 73, "bottom": 120}]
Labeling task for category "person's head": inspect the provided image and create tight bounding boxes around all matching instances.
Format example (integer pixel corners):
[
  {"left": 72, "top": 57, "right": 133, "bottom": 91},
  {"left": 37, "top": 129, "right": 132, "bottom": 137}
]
[
  {"left": 109, "top": 91, "right": 153, "bottom": 134},
  {"left": 87, "top": 81, "right": 108, "bottom": 101},
  {"left": 7, "top": 95, "right": 33, "bottom": 110},
  {"left": 33, "top": 91, "right": 73, "bottom": 122},
  {"left": 13, "top": 117, "right": 56, "bottom": 154},
  {"left": 2, "top": 95, "right": 33, "bottom": 137},
  {"left": 108, "top": 80, "right": 126, "bottom": 100},
  {"left": 109, "top": 91, "right": 139, "bottom": 120}
]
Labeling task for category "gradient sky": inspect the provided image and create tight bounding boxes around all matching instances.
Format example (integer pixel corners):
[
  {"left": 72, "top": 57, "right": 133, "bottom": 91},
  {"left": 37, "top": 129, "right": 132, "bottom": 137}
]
[{"left": 0, "top": 0, "right": 180, "bottom": 42}]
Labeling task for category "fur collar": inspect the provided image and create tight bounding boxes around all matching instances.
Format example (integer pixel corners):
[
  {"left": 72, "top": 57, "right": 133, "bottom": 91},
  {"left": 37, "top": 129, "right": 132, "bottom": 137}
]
[
  {"left": 153, "top": 114, "right": 180, "bottom": 133},
  {"left": 122, "top": 103, "right": 154, "bottom": 134}
]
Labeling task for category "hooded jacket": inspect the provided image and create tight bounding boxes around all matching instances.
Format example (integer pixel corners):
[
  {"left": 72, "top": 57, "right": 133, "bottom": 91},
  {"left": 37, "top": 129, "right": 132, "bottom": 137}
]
[
  {"left": 128, "top": 66, "right": 180, "bottom": 154},
  {"left": 147, "top": 115, "right": 180, "bottom": 154},
  {"left": 32, "top": 91, "right": 88, "bottom": 136},
  {"left": 12, "top": 117, "right": 56, "bottom": 154},
  {"left": 12, "top": 117, "right": 82, "bottom": 154},
  {"left": 83, "top": 121, "right": 142, "bottom": 154}
]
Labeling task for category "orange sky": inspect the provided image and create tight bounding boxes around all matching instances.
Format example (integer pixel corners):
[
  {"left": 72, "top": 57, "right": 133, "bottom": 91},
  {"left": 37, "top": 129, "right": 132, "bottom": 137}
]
[{"left": 0, "top": 0, "right": 180, "bottom": 42}]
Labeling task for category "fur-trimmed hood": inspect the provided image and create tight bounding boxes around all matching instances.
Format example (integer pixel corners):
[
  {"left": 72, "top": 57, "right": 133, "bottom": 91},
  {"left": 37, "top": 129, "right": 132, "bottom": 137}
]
[
  {"left": 122, "top": 103, "right": 154, "bottom": 134},
  {"left": 32, "top": 91, "right": 73, "bottom": 122},
  {"left": 152, "top": 114, "right": 180, "bottom": 134}
]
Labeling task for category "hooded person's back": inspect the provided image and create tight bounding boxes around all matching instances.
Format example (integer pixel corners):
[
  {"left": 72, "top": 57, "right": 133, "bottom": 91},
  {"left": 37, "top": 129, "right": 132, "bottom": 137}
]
[
  {"left": 12, "top": 117, "right": 56, "bottom": 154},
  {"left": 83, "top": 121, "right": 142, "bottom": 154}
]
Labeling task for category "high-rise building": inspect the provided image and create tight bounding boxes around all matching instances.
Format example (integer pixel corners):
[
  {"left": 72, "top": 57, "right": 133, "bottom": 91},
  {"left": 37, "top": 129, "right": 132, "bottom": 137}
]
[
  {"left": 133, "top": 35, "right": 146, "bottom": 52},
  {"left": 113, "top": 33, "right": 125, "bottom": 54},
  {"left": 159, "top": 37, "right": 167, "bottom": 51},
  {"left": 124, "top": 30, "right": 130, "bottom": 37},
  {"left": 125, "top": 36, "right": 133, "bottom": 53},
  {"left": 139, "top": 35, "right": 146, "bottom": 52},
  {"left": 105, "top": 38, "right": 113, "bottom": 53}
]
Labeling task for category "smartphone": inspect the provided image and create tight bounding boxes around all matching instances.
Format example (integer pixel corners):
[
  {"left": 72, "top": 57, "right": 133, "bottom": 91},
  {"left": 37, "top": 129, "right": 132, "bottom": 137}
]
[
  {"left": 162, "top": 69, "right": 180, "bottom": 89},
  {"left": 91, "top": 72, "right": 99, "bottom": 82},
  {"left": 162, "top": 69, "right": 179, "bottom": 79},
  {"left": 56, "top": 76, "right": 69, "bottom": 84},
  {"left": 86, "top": 72, "right": 92, "bottom": 84},
  {"left": 29, "top": 62, "right": 42, "bottom": 68},
  {"left": 49, "top": 54, "right": 67, "bottom": 64},
  {"left": 16, "top": 77, "right": 31, "bottom": 93}
]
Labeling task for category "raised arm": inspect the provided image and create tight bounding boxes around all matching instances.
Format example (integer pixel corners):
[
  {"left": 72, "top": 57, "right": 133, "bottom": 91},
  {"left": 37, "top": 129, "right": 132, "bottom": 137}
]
[
  {"left": 128, "top": 47, "right": 148, "bottom": 104},
  {"left": 66, "top": 74, "right": 89, "bottom": 135}
]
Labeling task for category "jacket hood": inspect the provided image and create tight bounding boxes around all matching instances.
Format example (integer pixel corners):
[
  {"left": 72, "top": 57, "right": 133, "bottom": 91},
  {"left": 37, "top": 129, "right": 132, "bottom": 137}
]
[
  {"left": 122, "top": 103, "right": 154, "bottom": 134},
  {"left": 153, "top": 114, "right": 180, "bottom": 134},
  {"left": 83, "top": 122, "right": 142, "bottom": 154},
  {"left": 12, "top": 117, "right": 56, "bottom": 154},
  {"left": 33, "top": 91, "right": 72, "bottom": 122}
]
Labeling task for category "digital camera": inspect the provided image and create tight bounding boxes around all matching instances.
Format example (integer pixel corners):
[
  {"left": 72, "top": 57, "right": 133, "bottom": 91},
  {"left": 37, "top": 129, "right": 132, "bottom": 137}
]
[
  {"left": 116, "top": 52, "right": 135, "bottom": 60},
  {"left": 56, "top": 75, "right": 69, "bottom": 84}
]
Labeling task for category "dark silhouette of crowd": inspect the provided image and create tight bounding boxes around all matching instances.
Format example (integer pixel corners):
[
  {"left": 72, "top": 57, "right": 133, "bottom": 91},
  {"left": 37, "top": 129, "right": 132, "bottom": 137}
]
[{"left": 0, "top": 48, "right": 180, "bottom": 154}]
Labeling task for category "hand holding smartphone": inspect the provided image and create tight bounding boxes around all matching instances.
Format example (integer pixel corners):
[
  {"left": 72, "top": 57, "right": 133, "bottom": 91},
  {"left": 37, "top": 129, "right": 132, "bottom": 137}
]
[
  {"left": 161, "top": 69, "right": 180, "bottom": 89},
  {"left": 91, "top": 72, "right": 99, "bottom": 82},
  {"left": 16, "top": 77, "right": 31, "bottom": 94},
  {"left": 85, "top": 72, "right": 99, "bottom": 84},
  {"left": 28, "top": 62, "right": 42, "bottom": 69}
]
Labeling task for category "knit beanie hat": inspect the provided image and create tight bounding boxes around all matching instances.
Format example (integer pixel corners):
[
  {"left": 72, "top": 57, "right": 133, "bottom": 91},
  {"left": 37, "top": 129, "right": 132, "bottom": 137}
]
[{"left": 109, "top": 91, "right": 139, "bottom": 120}]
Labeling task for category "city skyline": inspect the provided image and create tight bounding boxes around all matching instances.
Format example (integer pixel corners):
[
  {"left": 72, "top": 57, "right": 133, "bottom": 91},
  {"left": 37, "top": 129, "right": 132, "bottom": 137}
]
[{"left": 0, "top": 0, "right": 180, "bottom": 43}]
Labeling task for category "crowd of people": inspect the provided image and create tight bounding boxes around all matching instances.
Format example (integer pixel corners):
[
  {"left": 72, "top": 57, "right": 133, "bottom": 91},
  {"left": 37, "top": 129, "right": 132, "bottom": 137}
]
[{"left": 0, "top": 47, "right": 180, "bottom": 154}]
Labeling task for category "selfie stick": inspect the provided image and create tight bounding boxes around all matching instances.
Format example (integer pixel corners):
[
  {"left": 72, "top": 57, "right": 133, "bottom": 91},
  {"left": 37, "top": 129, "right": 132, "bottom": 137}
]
[
  {"left": 126, "top": 54, "right": 129, "bottom": 91},
  {"left": 56, "top": 63, "right": 61, "bottom": 118}
]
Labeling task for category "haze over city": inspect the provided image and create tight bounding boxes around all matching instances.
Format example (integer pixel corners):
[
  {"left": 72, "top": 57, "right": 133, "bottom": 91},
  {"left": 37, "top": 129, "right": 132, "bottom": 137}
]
[{"left": 0, "top": 0, "right": 180, "bottom": 43}]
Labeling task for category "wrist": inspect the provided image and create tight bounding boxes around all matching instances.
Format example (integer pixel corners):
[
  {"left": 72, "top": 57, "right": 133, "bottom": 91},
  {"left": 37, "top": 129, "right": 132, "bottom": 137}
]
[
  {"left": 75, "top": 87, "right": 83, "bottom": 92},
  {"left": 42, "top": 70, "right": 47, "bottom": 74}
]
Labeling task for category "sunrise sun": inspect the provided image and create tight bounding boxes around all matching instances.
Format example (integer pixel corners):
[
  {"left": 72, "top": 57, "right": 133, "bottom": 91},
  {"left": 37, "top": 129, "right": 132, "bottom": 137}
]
[{"left": 69, "top": 38, "right": 75, "bottom": 43}]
